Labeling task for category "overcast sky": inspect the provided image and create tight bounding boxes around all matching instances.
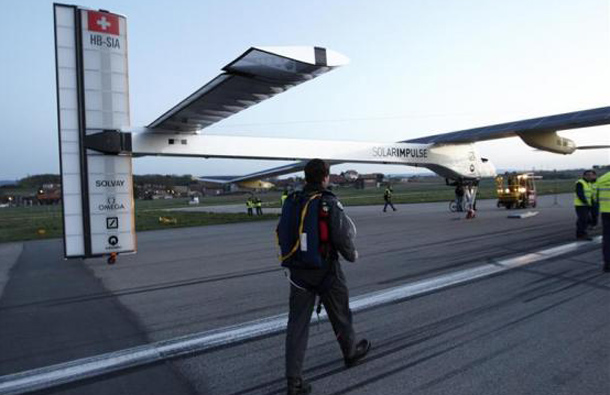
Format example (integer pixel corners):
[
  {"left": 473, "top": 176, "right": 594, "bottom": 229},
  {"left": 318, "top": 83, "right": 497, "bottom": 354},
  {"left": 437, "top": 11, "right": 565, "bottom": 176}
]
[{"left": 2, "top": 0, "right": 609, "bottom": 180}]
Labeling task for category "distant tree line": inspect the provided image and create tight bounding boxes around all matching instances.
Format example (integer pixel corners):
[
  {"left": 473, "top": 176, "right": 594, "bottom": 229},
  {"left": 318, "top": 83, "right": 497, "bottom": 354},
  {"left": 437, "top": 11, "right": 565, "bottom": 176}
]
[
  {"left": 534, "top": 165, "right": 610, "bottom": 179},
  {"left": 17, "top": 174, "right": 61, "bottom": 188},
  {"left": 9, "top": 166, "right": 610, "bottom": 189},
  {"left": 11, "top": 174, "right": 196, "bottom": 189},
  {"left": 132, "top": 174, "right": 195, "bottom": 187}
]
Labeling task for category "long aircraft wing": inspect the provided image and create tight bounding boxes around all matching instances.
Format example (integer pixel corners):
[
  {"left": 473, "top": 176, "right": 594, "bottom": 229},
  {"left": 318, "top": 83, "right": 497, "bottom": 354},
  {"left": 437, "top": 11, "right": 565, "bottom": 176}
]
[
  {"left": 213, "top": 107, "right": 610, "bottom": 183},
  {"left": 404, "top": 106, "right": 610, "bottom": 145},
  {"left": 197, "top": 176, "right": 237, "bottom": 184},
  {"left": 201, "top": 161, "right": 344, "bottom": 185},
  {"left": 147, "top": 46, "right": 348, "bottom": 133}
]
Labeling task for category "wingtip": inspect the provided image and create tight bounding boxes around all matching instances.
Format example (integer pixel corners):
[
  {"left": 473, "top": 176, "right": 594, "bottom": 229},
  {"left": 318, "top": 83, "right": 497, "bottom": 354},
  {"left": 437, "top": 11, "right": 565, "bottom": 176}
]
[
  {"left": 325, "top": 48, "right": 350, "bottom": 67},
  {"left": 253, "top": 46, "right": 349, "bottom": 67}
]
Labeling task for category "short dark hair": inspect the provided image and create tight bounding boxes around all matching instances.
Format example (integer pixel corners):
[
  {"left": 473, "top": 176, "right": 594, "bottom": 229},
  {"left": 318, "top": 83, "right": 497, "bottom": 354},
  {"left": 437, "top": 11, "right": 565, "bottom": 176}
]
[
  {"left": 304, "top": 159, "right": 330, "bottom": 184},
  {"left": 584, "top": 169, "right": 596, "bottom": 176}
]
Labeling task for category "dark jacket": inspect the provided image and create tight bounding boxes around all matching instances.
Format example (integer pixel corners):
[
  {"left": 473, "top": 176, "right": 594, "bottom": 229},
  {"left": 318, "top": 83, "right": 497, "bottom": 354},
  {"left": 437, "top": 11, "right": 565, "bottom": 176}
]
[{"left": 288, "top": 183, "right": 357, "bottom": 289}]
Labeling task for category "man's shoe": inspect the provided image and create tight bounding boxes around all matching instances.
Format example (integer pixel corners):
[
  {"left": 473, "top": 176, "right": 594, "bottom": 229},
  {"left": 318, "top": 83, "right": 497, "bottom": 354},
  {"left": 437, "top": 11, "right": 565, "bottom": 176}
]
[
  {"left": 576, "top": 235, "right": 593, "bottom": 241},
  {"left": 287, "top": 377, "right": 311, "bottom": 395},
  {"left": 344, "top": 339, "right": 371, "bottom": 368}
]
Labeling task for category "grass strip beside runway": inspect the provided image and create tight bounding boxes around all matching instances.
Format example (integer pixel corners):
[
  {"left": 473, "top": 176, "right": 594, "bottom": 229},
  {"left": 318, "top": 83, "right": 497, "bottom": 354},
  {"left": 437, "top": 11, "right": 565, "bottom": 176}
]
[
  {"left": 0, "top": 210, "right": 277, "bottom": 243},
  {"left": 0, "top": 178, "right": 574, "bottom": 243}
]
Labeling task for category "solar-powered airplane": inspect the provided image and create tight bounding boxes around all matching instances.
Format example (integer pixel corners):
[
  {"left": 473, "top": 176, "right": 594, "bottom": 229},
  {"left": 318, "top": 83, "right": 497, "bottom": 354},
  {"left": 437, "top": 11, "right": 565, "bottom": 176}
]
[
  {"left": 132, "top": 45, "right": 609, "bottom": 194},
  {"left": 54, "top": 5, "right": 609, "bottom": 261}
]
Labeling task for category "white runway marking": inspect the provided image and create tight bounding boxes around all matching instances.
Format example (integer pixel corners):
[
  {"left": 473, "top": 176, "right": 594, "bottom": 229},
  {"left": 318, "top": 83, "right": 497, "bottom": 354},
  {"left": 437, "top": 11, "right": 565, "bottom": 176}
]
[
  {"left": 0, "top": 237, "right": 601, "bottom": 395},
  {"left": 507, "top": 210, "right": 539, "bottom": 219}
]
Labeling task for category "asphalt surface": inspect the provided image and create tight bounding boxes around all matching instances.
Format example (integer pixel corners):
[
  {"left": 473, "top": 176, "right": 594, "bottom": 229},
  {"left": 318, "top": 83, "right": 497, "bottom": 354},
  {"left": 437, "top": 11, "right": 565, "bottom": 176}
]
[
  {"left": 0, "top": 243, "right": 22, "bottom": 299},
  {"left": 0, "top": 193, "right": 608, "bottom": 395},
  {"left": 169, "top": 203, "right": 280, "bottom": 214}
]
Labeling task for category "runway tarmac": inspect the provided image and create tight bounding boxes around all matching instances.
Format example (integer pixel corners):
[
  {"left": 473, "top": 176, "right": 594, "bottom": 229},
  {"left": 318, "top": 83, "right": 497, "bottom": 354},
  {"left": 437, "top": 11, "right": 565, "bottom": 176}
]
[{"left": 0, "top": 194, "right": 608, "bottom": 395}]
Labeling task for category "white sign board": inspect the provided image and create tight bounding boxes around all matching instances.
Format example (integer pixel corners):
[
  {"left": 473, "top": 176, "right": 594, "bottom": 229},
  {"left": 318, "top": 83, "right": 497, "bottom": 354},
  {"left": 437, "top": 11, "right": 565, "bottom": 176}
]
[{"left": 54, "top": 4, "right": 136, "bottom": 258}]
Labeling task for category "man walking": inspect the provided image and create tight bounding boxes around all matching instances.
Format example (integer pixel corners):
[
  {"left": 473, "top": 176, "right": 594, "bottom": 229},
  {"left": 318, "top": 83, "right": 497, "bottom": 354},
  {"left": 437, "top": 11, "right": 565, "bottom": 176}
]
[
  {"left": 383, "top": 184, "right": 396, "bottom": 212},
  {"left": 278, "top": 159, "right": 371, "bottom": 395}
]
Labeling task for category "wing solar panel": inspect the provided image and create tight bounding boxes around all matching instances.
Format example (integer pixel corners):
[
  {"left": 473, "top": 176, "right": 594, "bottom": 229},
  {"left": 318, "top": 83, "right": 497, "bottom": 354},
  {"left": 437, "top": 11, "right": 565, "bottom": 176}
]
[{"left": 148, "top": 46, "right": 348, "bottom": 133}]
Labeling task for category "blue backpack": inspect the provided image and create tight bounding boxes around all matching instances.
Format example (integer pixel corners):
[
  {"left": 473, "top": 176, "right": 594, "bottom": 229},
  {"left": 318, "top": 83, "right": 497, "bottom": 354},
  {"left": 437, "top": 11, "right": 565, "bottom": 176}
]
[{"left": 276, "top": 191, "right": 331, "bottom": 269}]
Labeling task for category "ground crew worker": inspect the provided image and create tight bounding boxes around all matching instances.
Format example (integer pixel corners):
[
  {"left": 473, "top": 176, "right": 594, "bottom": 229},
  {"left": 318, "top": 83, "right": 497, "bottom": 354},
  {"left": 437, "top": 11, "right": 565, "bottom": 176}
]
[
  {"left": 280, "top": 159, "right": 370, "bottom": 395},
  {"left": 246, "top": 196, "right": 254, "bottom": 216},
  {"left": 597, "top": 171, "right": 610, "bottom": 272},
  {"left": 255, "top": 196, "right": 263, "bottom": 215},
  {"left": 589, "top": 171, "right": 599, "bottom": 229},
  {"left": 454, "top": 184, "right": 465, "bottom": 212},
  {"left": 575, "top": 170, "right": 595, "bottom": 240},
  {"left": 383, "top": 185, "right": 396, "bottom": 212}
]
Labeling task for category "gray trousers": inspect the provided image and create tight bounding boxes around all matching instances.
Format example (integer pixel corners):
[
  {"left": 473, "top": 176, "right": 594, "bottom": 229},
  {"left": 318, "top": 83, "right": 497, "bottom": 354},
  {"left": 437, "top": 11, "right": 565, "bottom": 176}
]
[
  {"left": 383, "top": 200, "right": 395, "bottom": 211},
  {"left": 285, "top": 262, "right": 356, "bottom": 378}
]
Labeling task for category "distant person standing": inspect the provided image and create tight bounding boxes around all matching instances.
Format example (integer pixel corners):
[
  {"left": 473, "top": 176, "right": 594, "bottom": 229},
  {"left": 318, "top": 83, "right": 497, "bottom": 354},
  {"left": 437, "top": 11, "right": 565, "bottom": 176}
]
[
  {"left": 281, "top": 190, "right": 289, "bottom": 207},
  {"left": 383, "top": 185, "right": 396, "bottom": 212},
  {"left": 246, "top": 196, "right": 254, "bottom": 216},
  {"left": 255, "top": 196, "right": 263, "bottom": 215},
  {"left": 574, "top": 170, "right": 595, "bottom": 240},
  {"left": 455, "top": 184, "right": 465, "bottom": 212},
  {"left": 463, "top": 185, "right": 473, "bottom": 216},
  {"left": 597, "top": 171, "right": 610, "bottom": 272},
  {"left": 589, "top": 171, "right": 599, "bottom": 229}
]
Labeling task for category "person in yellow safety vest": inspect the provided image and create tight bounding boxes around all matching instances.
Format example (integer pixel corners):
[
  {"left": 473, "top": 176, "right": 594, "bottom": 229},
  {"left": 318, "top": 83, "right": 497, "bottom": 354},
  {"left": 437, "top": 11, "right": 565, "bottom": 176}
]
[
  {"left": 281, "top": 190, "right": 289, "bottom": 207},
  {"left": 597, "top": 171, "right": 610, "bottom": 272},
  {"left": 589, "top": 171, "right": 599, "bottom": 229},
  {"left": 383, "top": 185, "right": 396, "bottom": 212},
  {"left": 246, "top": 196, "right": 254, "bottom": 216},
  {"left": 574, "top": 170, "right": 596, "bottom": 240},
  {"left": 255, "top": 196, "right": 263, "bottom": 215}
]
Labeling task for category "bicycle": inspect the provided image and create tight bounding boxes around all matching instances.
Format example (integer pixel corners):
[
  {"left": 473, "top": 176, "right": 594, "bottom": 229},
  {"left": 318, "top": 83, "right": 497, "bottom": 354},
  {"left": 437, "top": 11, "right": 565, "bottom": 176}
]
[{"left": 449, "top": 199, "right": 462, "bottom": 212}]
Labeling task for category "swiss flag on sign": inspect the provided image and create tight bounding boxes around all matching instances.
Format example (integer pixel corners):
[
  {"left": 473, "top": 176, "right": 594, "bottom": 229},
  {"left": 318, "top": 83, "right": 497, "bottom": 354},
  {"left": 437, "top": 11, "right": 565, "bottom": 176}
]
[{"left": 87, "top": 11, "right": 119, "bottom": 35}]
